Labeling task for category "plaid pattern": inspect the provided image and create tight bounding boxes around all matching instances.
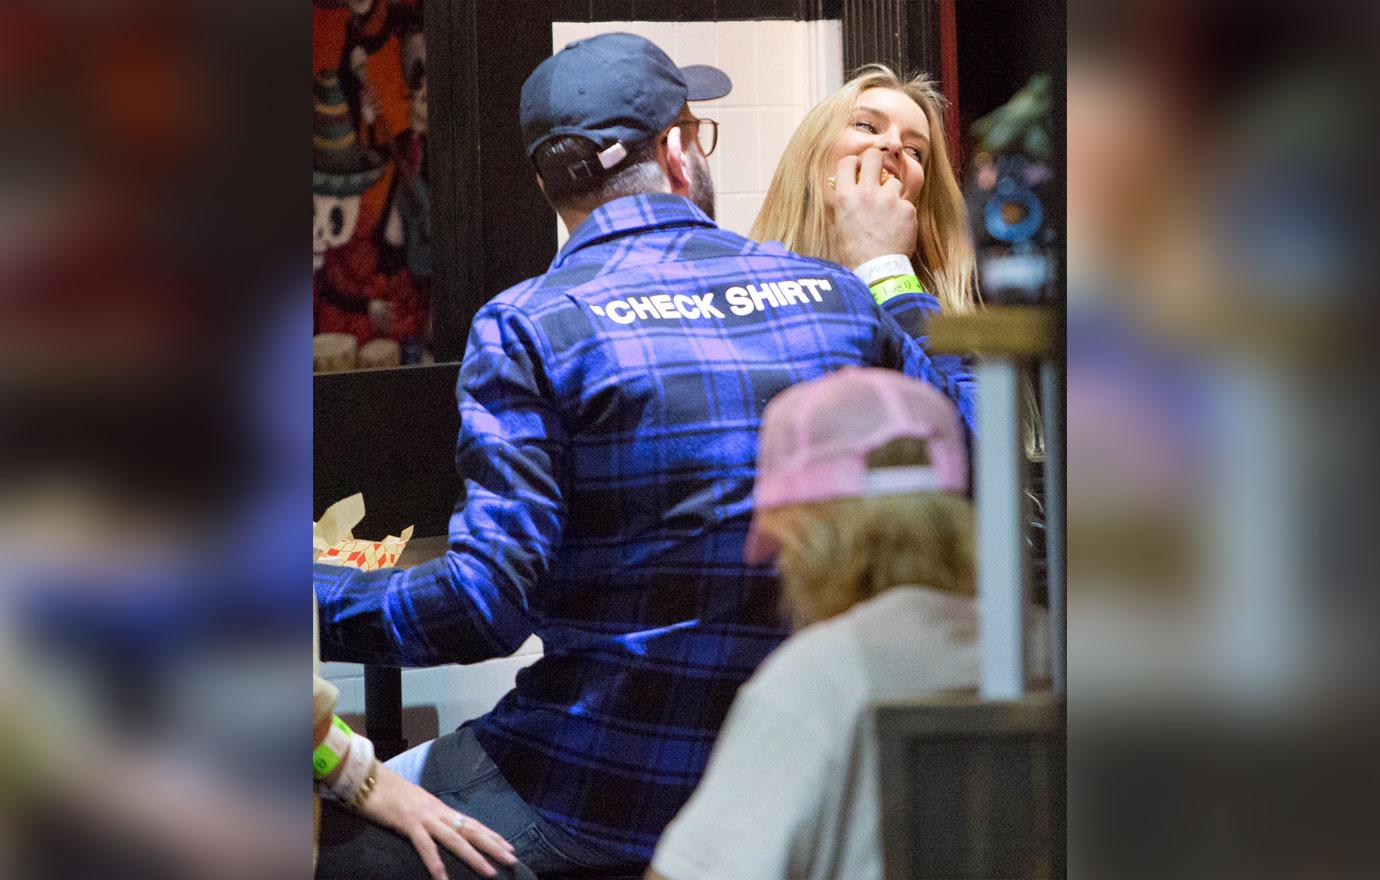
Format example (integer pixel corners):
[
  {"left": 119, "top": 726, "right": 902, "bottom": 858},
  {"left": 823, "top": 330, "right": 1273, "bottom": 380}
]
[{"left": 316, "top": 194, "right": 973, "bottom": 862}]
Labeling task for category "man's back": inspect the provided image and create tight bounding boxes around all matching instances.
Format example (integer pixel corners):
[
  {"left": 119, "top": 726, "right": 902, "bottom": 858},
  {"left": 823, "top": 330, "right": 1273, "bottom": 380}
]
[
  {"left": 487, "top": 193, "right": 907, "bottom": 578},
  {"left": 463, "top": 193, "right": 954, "bottom": 859},
  {"left": 317, "top": 193, "right": 964, "bottom": 863}
]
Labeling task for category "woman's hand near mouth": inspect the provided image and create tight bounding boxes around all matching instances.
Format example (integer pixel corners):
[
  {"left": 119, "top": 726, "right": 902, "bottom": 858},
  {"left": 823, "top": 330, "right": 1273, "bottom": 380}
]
[{"left": 830, "top": 148, "right": 918, "bottom": 269}]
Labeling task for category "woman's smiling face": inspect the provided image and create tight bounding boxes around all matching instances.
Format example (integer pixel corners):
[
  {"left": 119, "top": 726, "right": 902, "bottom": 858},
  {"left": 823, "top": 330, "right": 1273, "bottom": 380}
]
[{"left": 826, "top": 87, "right": 932, "bottom": 203}]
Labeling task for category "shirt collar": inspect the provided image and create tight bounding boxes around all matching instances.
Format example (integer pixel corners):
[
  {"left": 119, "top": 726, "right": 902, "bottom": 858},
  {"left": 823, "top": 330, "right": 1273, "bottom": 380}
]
[{"left": 551, "top": 193, "right": 717, "bottom": 269}]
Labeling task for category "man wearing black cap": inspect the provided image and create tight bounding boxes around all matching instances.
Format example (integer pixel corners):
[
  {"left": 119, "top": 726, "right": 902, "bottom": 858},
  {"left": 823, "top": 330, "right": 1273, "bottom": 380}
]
[{"left": 316, "top": 33, "right": 970, "bottom": 877}]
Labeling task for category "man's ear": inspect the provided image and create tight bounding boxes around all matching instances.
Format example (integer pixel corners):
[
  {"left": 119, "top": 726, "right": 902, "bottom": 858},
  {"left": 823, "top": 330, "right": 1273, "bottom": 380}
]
[
  {"left": 534, "top": 174, "right": 557, "bottom": 211},
  {"left": 662, "top": 126, "right": 692, "bottom": 198}
]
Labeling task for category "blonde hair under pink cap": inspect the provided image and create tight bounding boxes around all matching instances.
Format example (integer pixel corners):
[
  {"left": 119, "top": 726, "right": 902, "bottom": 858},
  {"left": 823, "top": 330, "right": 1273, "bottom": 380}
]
[{"left": 744, "top": 367, "right": 968, "bottom": 564}]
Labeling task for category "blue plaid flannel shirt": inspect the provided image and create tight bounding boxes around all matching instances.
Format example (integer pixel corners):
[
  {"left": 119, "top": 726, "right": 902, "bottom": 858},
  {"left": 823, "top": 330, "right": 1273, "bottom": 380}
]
[{"left": 316, "top": 194, "right": 974, "bottom": 862}]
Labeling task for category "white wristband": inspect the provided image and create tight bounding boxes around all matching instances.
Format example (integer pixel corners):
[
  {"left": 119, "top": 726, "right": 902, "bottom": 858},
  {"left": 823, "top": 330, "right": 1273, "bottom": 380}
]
[
  {"left": 327, "top": 732, "right": 375, "bottom": 804},
  {"left": 853, "top": 253, "right": 915, "bottom": 286}
]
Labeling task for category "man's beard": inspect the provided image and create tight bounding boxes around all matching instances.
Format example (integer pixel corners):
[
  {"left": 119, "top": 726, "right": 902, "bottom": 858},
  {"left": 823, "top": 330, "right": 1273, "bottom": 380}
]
[{"left": 688, "top": 149, "right": 716, "bottom": 221}]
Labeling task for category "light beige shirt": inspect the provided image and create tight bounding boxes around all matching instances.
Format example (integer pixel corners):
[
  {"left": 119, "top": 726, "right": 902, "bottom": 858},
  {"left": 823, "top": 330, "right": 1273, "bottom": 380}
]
[{"left": 652, "top": 586, "right": 1049, "bottom": 880}]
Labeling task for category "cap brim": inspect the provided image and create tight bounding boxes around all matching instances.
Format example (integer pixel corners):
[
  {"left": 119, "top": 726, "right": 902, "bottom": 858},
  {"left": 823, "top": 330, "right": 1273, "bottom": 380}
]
[{"left": 680, "top": 64, "right": 732, "bottom": 102}]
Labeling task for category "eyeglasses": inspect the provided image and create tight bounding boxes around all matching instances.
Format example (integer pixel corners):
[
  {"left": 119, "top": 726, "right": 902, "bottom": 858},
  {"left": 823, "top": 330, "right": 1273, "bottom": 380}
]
[{"left": 677, "top": 117, "right": 719, "bottom": 157}]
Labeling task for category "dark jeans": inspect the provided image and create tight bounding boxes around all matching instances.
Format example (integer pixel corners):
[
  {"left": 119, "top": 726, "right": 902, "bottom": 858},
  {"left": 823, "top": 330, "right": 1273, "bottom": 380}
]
[
  {"left": 320, "top": 725, "right": 637, "bottom": 879},
  {"left": 317, "top": 800, "right": 539, "bottom": 880}
]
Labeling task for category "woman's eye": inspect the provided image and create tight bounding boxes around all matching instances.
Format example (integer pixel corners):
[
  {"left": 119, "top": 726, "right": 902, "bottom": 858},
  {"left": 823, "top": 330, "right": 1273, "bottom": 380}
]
[
  {"left": 906, "top": 147, "right": 926, "bottom": 163},
  {"left": 853, "top": 120, "right": 877, "bottom": 133}
]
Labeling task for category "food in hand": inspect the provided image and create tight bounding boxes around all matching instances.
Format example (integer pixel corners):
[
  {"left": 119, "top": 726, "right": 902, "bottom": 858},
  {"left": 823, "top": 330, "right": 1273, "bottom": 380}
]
[{"left": 827, "top": 169, "right": 894, "bottom": 188}]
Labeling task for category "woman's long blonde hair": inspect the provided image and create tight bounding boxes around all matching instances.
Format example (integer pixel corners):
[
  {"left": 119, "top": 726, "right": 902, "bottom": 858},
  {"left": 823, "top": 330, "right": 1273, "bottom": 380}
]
[{"left": 750, "top": 65, "right": 979, "bottom": 315}]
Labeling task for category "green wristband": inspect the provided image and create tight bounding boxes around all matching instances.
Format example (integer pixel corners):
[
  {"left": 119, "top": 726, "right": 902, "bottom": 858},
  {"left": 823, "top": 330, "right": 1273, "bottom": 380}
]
[
  {"left": 313, "top": 715, "right": 353, "bottom": 780},
  {"left": 868, "top": 273, "right": 925, "bottom": 305}
]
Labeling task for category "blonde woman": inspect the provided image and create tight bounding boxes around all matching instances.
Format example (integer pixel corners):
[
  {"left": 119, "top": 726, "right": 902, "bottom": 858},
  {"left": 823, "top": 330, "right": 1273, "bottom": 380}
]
[
  {"left": 754, "top": 66, "right": 1048, "bottom": 458},
  {"left": 752, "top": 65, "right": 978, "bottom": 316},
  {"left": 648, "top": 368, "right": 1047, "bottom": 880}
]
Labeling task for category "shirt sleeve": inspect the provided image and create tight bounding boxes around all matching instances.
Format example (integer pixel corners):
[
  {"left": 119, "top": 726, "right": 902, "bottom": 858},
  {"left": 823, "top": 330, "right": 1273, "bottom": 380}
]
[
  {"left": 874, "top": 288, "right": 978, "bottom": 433},
  {"left": 651, "top": 686, "right": 836, "bottom": 880},
  {"left": 874, "top": 288, "right": 939, "bottom": 341},
  {"left": 315, "top": 304, "right": 562, "bottom": 667}
]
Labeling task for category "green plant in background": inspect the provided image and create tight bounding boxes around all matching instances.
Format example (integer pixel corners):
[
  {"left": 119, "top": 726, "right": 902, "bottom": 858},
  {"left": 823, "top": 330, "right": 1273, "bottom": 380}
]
[{"left": 971, "top": 71, "right": 1053, "bottom": 160}]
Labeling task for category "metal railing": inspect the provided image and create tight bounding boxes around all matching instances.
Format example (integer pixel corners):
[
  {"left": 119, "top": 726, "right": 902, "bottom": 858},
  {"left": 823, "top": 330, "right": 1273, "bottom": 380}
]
[{"left": 928, "top": 306, "right": 1064, "bottom": 698}]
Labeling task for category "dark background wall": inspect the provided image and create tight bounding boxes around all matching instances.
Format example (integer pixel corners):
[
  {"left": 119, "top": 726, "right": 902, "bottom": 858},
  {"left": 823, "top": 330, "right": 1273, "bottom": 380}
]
[{"left": 955, "top": 0, "right": 1064, "bottom": 163}]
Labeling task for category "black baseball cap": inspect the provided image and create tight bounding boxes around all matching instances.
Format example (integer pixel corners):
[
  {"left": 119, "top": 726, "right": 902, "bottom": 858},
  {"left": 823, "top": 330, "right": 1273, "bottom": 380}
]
[{"left": 520, "top": 32, "right": 731, "bottom": 181}]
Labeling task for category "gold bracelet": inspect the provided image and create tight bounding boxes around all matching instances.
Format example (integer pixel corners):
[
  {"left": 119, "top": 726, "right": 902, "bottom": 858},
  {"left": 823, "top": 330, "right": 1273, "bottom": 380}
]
[{"left": 349, "top": 761, "right": 379, "bottom": 810}]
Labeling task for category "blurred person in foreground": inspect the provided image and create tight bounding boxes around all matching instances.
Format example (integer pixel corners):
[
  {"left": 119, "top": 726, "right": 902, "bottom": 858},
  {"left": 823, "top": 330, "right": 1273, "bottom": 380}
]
[
  {"left": 649, "top": 368, "right": 1048, "bottom": 880},
  {"left": 1063, "top": 4, "right": 1380, "bottom": 876},
  {"left": 316, "top": 32, "right": 972, "bottom": 878}
]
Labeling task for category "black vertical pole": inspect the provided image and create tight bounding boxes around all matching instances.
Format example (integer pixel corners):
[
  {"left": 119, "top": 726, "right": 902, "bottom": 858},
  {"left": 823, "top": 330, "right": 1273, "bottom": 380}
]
[{"left": 364, "top": 665, "right": 406, "bottom": 761}]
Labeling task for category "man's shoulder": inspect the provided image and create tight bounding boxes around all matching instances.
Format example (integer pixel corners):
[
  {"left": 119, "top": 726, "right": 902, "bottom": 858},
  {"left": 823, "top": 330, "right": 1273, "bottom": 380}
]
[
  {"left": 480, "top": 268, "right": 598, "bottom": 320},
  {"left": 754, "top": 245, "right": 873, "bottom": 300},
  {"left": 479, "top": 230, "right": 872, "bottom": 319},
  {"left": 673, "top": 229, "right": 873, "bottom": 301},
  {"left": 704, "top": 229, "right": 864, "bottom": 278}
]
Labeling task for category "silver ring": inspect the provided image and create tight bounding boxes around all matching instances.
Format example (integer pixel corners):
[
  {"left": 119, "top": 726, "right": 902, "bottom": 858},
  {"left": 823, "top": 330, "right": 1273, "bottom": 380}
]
[{"left": 450, "top": 814, "right": 467, "bottom": 832}]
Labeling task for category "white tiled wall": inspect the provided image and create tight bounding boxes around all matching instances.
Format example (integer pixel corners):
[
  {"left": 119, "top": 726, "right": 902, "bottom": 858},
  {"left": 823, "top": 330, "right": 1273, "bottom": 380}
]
[{"left": 551, "top": 19, "right": 842, "bottom": 244}]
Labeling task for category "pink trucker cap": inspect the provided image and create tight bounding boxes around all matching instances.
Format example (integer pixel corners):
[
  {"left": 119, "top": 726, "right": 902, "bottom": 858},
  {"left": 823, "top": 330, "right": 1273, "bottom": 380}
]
[{"left": 744, "top": 367, "right": 968, "bottom": 565}]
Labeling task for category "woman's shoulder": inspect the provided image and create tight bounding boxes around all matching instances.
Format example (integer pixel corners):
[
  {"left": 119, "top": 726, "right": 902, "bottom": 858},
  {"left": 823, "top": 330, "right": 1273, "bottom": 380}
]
[
  {"left": 846, "top": 585, "right": 980, "bottom": 647},
  {"left": 743, "top": 588, "right": 982, "bottom": 703},
  {"left": 846, "top": 584, "right": 977, "bottom": 627},
  {"left": 740, "top": 612, "right": 868, "bottom": 714}
]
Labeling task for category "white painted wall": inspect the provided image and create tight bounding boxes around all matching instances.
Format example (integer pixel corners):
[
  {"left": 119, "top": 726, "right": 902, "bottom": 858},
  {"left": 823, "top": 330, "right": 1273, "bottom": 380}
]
[{"left": 320, "top": 645, "right": 541, "bottom": 744}]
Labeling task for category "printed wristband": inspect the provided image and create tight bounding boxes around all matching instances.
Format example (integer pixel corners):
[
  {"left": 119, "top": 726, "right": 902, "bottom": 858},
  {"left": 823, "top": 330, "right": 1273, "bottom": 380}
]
[
  {"left": 326, "top": 730, "right": 375, "bottom": 805},
  {"left": 313, "top": 715, "right": 353, "bottom": 781},
  {"left": 869, "top": 273, "right": 925, "bottom": 305},
  {"left": 853, "top": 253, "right": 915, "bottom": 287}
]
